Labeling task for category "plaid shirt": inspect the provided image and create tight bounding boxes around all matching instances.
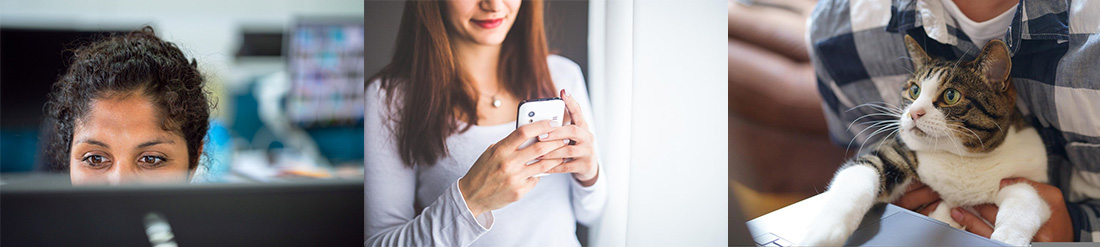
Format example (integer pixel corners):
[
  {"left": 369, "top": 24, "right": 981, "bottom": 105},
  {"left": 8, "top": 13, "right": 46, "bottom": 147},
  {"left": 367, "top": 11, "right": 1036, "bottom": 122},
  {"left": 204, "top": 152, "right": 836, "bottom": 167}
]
[{"left": 810, "top": 0, "right": 1100, "bottom": 241}]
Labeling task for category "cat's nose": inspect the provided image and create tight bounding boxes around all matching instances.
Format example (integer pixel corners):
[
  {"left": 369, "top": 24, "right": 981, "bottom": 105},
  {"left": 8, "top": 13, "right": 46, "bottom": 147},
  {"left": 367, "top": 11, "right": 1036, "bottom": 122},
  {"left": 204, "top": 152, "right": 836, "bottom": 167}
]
[{"left": 910, "top": 108, "right": 926, "bottom": 120}]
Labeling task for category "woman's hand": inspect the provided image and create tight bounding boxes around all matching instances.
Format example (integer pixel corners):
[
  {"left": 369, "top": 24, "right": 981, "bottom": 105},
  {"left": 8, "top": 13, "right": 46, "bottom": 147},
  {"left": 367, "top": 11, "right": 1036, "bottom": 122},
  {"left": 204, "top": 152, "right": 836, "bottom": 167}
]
[
  {"left": 459, "top": 120, "right": 568, "bottom": 216},
  {"left": 895, "top": 179, "right": 944, "bottom": 216},
  {"left": 950, "top": 178, "right": 1074, "bottom": 242},
  {"left": 540, "top": 89, "right": 600, "bottom": 187}
]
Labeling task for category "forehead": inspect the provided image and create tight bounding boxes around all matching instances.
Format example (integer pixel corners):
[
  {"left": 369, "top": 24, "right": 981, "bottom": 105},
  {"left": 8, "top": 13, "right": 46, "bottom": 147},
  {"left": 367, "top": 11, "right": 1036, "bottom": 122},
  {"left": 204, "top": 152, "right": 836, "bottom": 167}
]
[
  {"left": 73, "top": 95, "right": 184, "bottom": 145},
  {"left": 914, "top": 64, "right": 983, "bottom": 88}
]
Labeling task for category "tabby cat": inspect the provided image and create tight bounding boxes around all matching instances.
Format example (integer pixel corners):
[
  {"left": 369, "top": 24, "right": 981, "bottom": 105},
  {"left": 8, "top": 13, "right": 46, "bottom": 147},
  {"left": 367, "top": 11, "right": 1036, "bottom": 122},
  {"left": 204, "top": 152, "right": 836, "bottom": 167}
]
[{"left": 801, "top": 35, "right": 1049, "bottom": 246}]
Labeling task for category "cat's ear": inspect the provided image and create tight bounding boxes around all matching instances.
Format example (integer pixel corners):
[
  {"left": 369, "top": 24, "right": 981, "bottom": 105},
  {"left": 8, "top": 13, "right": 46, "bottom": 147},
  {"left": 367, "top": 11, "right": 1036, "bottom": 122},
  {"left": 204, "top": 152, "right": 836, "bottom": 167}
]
[
  {"left": 904, "top": 35, "right": 931, "bottom": 70},
  {"left": 975, "top": 39, "right": 1012, "bottom": 91}
]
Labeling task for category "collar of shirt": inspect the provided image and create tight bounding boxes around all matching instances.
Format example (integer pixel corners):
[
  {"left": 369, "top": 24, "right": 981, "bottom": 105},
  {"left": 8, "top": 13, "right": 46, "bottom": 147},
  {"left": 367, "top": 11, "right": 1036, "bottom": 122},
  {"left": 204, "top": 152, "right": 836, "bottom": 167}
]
[{"left": 884, "top": 0, "right": 1069, "bottom": 55}]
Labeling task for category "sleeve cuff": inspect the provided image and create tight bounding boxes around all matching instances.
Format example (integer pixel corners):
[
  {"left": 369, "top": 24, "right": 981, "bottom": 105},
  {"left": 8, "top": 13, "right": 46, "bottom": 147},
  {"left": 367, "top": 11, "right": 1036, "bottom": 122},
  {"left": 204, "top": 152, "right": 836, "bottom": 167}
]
[
  {"left": 570, "top": 164, "right": 608, "bottom": 225},
  {"left": 453, "top": 180, "right": 495, "bottom": 230},
  {"left": 1066, "top": 202, "right": 1084, "bottom": 242}
]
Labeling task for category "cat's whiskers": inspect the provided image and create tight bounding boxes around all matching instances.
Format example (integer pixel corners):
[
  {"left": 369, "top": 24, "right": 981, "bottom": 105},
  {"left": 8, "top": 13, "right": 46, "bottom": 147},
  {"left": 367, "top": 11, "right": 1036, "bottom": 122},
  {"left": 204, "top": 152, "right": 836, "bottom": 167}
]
[
  {"left": 950, "top": 125, "right": 986, "bottom": 149},
  {"left": 944, "top": 127, "right": 968, "bottom": 157},
  {"left": 858, "top": 123, "right": 901, "bottom": 155},
  {"left": 873, "top": 127, "right": 903, "bottom": 154},
  {"left": 847, "top": 113, "right": 903, "bottom": 131},
  {"left": 846, "top": 120, "right": 900, "bottom": 156},
  {"left": 896, "top": 56, "right": 916, "bottom": 74},
  {"left": 848, "top": 102, "right": 904, "bottom": 114},
  {"left": 942, "top": 45, "right": 976, "bottom": 85}
]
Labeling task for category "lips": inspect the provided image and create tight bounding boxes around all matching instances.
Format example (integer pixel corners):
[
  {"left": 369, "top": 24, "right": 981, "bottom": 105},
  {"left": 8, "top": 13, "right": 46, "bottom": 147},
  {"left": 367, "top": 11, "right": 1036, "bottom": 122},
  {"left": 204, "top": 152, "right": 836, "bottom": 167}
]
[{"left": 472, "top": 18, "right": 503, "bottom": 29}]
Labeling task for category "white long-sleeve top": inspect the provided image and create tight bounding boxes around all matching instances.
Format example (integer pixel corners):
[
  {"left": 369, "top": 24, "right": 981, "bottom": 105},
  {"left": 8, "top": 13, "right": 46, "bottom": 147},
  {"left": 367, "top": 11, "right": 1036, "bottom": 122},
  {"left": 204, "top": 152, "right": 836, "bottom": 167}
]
[{"left": 364, "top": 55, "right": 607, "bottom": 247}]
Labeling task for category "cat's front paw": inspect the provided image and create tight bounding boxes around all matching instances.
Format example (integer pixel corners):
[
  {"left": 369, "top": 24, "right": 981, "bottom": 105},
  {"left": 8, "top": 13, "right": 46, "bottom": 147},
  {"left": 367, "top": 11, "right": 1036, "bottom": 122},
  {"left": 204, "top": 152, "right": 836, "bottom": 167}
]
[
  {"left": 990, "top": 229, "right": 1030, "bottom": 246},
  {"left": 800, "top": 225, "right": 851, "bottom": 246}
]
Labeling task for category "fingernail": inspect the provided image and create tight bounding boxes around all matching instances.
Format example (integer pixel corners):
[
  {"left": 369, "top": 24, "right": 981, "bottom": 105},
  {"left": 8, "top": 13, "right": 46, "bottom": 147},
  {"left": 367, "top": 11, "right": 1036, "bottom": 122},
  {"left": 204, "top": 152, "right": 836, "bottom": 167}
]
[
  {"left": 564, "top": 89, "right": 570, "bottom": 97},
  {"left": 951, "top": 208, "right": 963, "bottom": 220},
  {"left": 564, "top": 139, "right": 571, "bottom": 145},
  {"left": 539, "top": 133, "right": 548, "bottom": 140}
]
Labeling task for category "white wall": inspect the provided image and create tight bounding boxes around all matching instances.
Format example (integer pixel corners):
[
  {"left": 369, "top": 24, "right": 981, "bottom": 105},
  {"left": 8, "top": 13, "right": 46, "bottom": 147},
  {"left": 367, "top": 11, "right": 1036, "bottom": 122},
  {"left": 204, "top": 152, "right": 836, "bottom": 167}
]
[{"left": 625, "top": 0, "right": 728, "bottom": 246}]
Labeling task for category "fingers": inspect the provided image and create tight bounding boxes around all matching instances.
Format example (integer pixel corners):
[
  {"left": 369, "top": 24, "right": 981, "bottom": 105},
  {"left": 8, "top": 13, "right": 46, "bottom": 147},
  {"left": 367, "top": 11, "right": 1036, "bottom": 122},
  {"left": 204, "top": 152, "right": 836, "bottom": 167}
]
[
  {"left": 973, "top": 204, "right": 999, "bottom": 225},
  {"left": 560, "top": 89, "right": 587, "bottom": 128},
  {"left": 895, "top": 185, "right": 941, "bottom": 211},
  {"left": 541, "top": 125, "right": 591, "bottom": 144},
  {"left": 544, "top": 160, "right": 583, "bottom": 174},
  {"left": 1000, "top": 178, "right": 1032, "bottom": 188},
  {"left": 502, "top": 120, "right": 560, "bottom": 149},
  {"left": 539, "top": 145, "right": 591, "bottom": 160},
  {"left": 522, "top": 158, "right": 565, "bottom": 177},
  {"left": 952, "top": 207, "right": 994, "bottom": 238},
  {"left": 905, "top": 179, "right": 926, "bottom": 193},
  {"left": 521, "top": 175, "right": 541, "bottom": 194},
  {"left": 515, "top": 140, "right": 569, "bottom": 165},
  {"left": 1001, "top": 177, "right": 1065, "bottom": 203},
  {"left": 917, "top": 200, "right": 941, "bottom": 216}
]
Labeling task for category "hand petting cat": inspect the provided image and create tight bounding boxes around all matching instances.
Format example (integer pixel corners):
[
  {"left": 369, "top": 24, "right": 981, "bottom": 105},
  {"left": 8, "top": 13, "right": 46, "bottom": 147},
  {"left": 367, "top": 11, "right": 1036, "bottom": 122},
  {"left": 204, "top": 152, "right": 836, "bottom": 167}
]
[{"left": 898, "top": 178, "right": 1074, "bottom": 242}]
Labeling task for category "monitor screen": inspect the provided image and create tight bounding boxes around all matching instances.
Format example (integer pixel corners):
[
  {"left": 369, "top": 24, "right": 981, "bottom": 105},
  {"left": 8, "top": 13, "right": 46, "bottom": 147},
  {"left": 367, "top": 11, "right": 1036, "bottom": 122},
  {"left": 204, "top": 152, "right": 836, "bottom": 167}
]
[{"left": 286, "top": 18, "right": 365, "bottom": 127}]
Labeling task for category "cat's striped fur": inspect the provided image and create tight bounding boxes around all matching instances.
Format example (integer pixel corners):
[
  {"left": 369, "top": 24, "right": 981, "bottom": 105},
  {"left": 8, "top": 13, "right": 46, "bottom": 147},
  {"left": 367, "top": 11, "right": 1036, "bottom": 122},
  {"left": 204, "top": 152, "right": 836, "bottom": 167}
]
[{"left": 801, "top": 35, "right": 1049, "bottom": 246}]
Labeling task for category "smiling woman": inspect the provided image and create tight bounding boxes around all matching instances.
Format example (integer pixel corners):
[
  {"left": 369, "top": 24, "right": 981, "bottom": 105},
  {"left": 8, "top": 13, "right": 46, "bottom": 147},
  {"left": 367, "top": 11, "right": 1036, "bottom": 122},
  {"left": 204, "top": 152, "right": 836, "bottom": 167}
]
[{"left": 44, "top": 26, "right": 212, "bottom": 185}]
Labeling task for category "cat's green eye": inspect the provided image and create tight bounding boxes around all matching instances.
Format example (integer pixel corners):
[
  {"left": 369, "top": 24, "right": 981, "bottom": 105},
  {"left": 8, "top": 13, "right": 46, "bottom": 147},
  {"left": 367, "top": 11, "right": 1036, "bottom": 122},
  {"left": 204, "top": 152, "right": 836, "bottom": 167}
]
[
  {"left": 943, "top": 88, "right": 961, "bottom": 105},
  {"left": 908, "top": 84, "right": 921, "bottom": 99}
]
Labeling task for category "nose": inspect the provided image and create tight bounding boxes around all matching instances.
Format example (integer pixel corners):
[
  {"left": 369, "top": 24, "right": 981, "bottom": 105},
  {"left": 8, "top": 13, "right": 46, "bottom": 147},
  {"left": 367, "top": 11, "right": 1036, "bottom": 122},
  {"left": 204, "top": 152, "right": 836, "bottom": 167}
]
[
  {"left": 106, "top": 162, "right": 138, "bottom": 185},
  {"left": 479, "top": 0, "right": 502, "bottom": 11},
  {"left": 910, "top": 108, "right": 926, "bottom": 120}
]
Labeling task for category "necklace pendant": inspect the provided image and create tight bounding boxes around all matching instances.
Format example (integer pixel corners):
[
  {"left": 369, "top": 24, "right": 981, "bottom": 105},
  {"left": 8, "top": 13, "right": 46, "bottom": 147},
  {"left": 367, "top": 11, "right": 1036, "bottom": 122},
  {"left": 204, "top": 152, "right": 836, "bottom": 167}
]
[{"left": 492, "top": 97, "right": 502, "bottom": 108}]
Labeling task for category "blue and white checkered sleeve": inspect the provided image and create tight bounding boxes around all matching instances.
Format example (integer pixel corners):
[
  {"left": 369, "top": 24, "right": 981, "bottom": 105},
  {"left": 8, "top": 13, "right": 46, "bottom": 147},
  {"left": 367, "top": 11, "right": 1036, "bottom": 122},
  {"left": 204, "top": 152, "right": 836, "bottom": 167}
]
[{"left": 810, "top": 0, "right": 912, "bottom": 148}]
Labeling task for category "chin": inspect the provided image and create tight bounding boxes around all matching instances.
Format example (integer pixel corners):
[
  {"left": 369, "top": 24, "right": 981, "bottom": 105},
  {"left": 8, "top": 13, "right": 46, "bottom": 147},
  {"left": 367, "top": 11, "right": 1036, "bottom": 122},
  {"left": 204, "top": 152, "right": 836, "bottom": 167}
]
[
  {"left": 900, "top": 127, "right": 976, "bottom": 156},
  {"left": 898, "top": 129, "right": 927, "bottom": 151},
  {"left": 472, "top": 34, "right": 508, "bottom": 46}
]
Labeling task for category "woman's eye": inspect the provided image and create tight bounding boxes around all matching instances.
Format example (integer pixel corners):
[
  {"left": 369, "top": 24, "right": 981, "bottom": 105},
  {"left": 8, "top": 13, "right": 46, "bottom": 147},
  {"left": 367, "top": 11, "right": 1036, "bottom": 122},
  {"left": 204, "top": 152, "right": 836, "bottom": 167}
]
[
  {"left": 908, "top": 84, "right": 921, "bottom": 99},
  {"left": 82, "top": 155, "right": 111, "bottom": 168},
  {"left": 139, "top": 156, "right": 166, "bottom": 166},
  {"left": 943, "top": 88, "right": 962, "bottom": 105}
]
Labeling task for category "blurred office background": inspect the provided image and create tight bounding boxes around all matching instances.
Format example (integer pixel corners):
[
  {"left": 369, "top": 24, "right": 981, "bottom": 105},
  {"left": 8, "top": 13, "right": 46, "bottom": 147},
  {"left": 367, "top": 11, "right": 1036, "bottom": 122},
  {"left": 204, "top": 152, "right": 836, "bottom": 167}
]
[{"left": 0, "top": 0, "right": 366, "bottom": 182}]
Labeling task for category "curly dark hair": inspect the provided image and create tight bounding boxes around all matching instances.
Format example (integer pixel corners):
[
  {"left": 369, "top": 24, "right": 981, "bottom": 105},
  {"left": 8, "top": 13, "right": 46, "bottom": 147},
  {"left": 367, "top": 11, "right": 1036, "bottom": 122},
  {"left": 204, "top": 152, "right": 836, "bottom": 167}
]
[{"left": 44, "top": 26, "right": 212, "bottom": 172}]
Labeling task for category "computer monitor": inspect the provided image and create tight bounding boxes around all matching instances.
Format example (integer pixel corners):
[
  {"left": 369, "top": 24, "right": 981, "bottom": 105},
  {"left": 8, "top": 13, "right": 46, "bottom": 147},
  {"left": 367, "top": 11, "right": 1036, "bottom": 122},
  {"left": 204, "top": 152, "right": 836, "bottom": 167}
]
[
  {"left": 0, "top": 174, "right": 364, "bottom": 246},
  {"left": 286, "top": 17, "right": 366, "bottom": 127}
]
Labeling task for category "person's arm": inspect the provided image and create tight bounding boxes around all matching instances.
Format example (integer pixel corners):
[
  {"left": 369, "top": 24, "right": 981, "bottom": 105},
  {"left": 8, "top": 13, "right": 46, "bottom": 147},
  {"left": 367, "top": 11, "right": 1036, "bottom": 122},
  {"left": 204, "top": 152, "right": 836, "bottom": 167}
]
[
  {"left": 364, "top": 82, "right": 492, "bottom": 246},
  {"left": 1065, "top": 201, "right": 1100, "bottom": 242},
  {"left": 562, "top": 67, "right": 607, "bottom": 225},
  {"left": 947, "top": 178, "right": 1074, "bottom": 242}
]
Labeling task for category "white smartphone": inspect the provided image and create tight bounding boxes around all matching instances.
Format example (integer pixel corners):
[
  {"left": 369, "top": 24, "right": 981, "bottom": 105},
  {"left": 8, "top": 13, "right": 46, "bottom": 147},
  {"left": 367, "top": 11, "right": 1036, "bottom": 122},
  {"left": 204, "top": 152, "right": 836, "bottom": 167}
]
[{"left": 516, "top": 97, "right": 566, "bottom": 177}]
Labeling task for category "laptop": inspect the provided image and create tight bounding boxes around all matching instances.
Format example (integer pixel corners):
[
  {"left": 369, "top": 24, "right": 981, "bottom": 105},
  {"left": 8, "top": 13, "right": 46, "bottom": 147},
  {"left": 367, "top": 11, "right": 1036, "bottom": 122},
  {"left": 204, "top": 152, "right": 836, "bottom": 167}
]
[
  {"left": 744, "top": 193, "right": 1008, "bottom": 246},
  {"left": 1, "top": 173, "right": 364, "bottom": 246}
]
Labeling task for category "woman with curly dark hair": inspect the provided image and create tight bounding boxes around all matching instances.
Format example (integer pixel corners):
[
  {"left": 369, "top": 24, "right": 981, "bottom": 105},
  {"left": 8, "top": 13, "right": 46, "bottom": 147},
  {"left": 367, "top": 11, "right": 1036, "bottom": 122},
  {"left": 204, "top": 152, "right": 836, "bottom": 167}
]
[{"left": 44, "top": 26, "right": 212, "bottom": 185}]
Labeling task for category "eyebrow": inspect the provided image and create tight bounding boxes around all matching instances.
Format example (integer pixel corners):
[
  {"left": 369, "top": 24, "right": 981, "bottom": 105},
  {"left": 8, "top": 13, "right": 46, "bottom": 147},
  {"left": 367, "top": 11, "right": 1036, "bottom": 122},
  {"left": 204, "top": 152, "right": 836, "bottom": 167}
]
[
  {"left": 77, "top": 139, "right": 110, "bottom": 148},
  {"left": 74, "top": 138, "right": 175, "bottom": 149},
  {"left": 137, "top": 139, "right": 175, "bottom": 149}
]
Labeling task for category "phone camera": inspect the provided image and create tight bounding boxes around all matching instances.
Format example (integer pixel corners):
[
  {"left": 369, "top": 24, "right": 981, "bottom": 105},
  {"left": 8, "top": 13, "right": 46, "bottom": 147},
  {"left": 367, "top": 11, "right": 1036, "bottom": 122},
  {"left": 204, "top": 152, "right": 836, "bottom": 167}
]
[{"left": 528, "top": 111, "right": 535, "bottom": 117}]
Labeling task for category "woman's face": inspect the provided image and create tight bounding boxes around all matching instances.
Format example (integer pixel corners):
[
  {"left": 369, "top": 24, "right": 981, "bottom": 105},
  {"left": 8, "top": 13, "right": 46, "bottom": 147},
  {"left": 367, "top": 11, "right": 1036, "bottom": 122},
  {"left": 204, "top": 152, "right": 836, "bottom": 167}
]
[
  {"left": 445, "top": 0, "right": 522, "bottom": 46},
  {"left": 69, "top": 93, "right": 193, "bottom": 185}
]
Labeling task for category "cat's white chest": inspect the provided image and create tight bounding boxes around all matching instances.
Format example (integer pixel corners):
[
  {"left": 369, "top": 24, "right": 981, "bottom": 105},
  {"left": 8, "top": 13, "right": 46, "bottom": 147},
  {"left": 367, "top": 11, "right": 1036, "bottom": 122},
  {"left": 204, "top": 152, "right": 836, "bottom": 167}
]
[{"left": 913, "top": 127, "right": 1048, "bottom": 206}]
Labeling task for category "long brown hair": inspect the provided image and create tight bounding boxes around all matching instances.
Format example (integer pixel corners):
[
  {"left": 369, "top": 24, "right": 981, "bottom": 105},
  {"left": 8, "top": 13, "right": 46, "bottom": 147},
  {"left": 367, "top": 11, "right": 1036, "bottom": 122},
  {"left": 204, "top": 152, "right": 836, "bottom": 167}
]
[{"left": 372, "top": 0, "right": 556, "bottom": 167}]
